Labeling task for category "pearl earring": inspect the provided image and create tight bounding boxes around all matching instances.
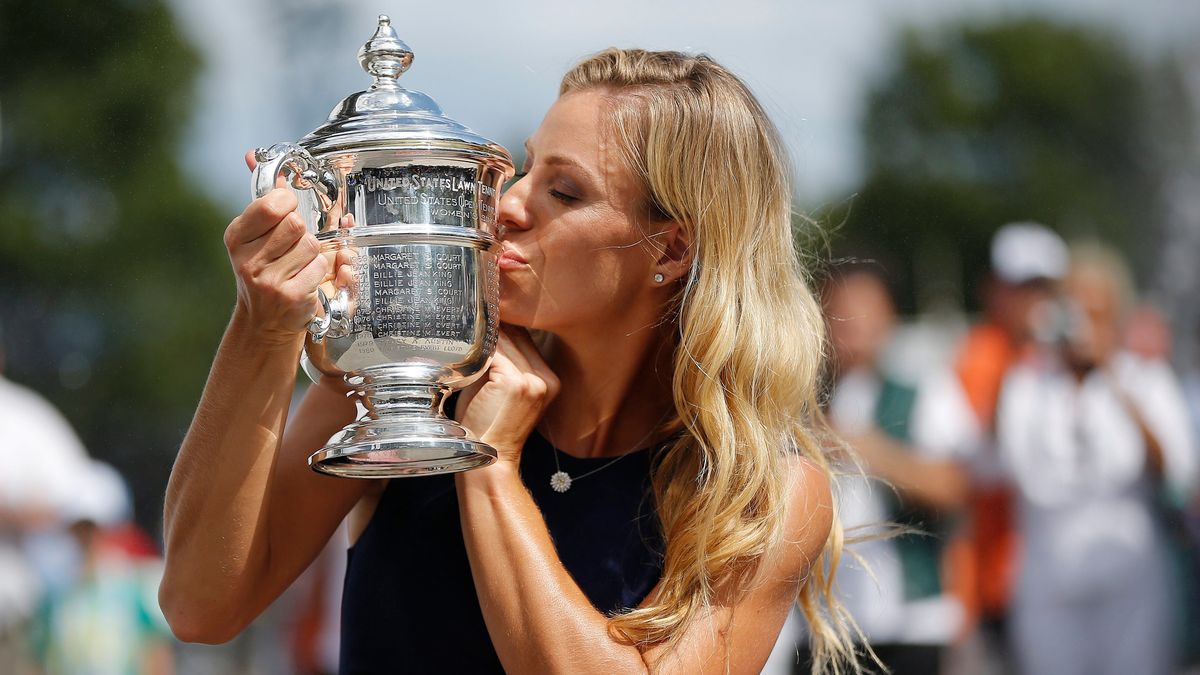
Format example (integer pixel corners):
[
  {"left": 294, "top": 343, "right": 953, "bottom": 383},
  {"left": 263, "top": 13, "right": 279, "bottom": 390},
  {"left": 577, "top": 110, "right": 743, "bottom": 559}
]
[{"left": 653, "top": 273, "right": 665, "bottom": 283}]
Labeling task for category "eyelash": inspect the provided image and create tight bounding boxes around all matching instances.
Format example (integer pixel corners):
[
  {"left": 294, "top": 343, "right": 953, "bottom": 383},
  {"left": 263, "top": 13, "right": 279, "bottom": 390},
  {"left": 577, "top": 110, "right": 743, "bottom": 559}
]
[{"left": 548, "top": 189, "right": 578, "bottom": 204}]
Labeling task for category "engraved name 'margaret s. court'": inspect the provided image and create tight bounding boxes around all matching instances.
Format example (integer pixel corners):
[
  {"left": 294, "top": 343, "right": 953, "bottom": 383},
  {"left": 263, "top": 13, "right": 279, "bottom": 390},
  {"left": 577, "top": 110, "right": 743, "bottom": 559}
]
[{"left": 361, "top": 245, "right": 477, "bottom": 346}]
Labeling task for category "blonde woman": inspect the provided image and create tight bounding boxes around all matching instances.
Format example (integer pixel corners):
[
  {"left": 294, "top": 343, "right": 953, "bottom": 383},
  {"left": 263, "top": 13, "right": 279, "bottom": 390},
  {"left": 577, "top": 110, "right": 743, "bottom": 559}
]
[
  {"left": 160, "top": 49, "right": 856, "bottom": 673},
  {"left": 999, "top": 246, "right": 1196, "bottom": 675}
]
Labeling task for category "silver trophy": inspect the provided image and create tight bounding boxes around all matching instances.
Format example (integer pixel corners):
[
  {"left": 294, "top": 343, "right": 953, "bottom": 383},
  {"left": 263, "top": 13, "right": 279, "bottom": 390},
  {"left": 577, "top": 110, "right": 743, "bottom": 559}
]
[{"left": 251, "top": 15, "right": 513, "bottom": 478}]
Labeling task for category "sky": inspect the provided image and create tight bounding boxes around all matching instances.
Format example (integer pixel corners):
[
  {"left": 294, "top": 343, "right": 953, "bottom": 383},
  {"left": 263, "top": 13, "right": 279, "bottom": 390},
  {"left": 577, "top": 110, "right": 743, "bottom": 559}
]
[{"left": 168, "top": 0, "right": 1200, "bottom": 212}]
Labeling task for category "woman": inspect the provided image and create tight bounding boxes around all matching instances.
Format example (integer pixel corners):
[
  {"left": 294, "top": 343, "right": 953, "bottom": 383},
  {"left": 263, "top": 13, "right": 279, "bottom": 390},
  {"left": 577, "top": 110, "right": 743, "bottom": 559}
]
[
  {"left": 998, "top": 245, "right": 1196, "bottom": 675},
  {"left": 160, "top": 49, "right": 855, "bottom": 673}
]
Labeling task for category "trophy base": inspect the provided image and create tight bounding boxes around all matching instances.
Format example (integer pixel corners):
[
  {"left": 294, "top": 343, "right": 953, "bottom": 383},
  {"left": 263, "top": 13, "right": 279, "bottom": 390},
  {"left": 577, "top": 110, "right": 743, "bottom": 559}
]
[{"left": 308, "top": 416, "right": 497, "bottom": 478}]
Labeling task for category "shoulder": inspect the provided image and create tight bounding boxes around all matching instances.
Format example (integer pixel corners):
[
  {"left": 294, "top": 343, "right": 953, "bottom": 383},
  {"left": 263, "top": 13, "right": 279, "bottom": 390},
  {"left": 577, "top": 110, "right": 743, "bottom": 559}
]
[
  {"left": 772, "top": 456, "right": 833, "bottom": 579},
  {"left": 1111, "top": 352, "right": 1191, "bottom": 429},
  {"left": 1112, "top": 351, "right": 1177, "bottom": 389}
]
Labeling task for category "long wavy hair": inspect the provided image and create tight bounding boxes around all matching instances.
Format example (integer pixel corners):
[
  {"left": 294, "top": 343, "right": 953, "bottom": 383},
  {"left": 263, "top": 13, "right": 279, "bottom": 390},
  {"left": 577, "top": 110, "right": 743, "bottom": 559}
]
[{"left": 560, "top": 50, "right": 858, "bottom": 672}]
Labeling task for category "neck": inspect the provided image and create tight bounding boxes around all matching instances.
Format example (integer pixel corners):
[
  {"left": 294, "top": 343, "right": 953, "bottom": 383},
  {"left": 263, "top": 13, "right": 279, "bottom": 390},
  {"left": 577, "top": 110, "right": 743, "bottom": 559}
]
[{"left": 538, "top": 315, "right": 677, "bottom": 459}]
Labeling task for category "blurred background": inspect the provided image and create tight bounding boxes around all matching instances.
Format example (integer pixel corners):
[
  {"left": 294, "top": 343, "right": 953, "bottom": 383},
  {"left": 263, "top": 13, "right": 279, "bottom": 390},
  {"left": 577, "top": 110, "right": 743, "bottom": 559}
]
[{"left": 1, "top": 1, "right": 1197, "bottom": 673}]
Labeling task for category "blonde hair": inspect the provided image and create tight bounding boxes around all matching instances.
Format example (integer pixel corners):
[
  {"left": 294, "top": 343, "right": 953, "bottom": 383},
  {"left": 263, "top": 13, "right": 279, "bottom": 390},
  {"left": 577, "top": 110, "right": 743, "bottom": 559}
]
[
  {"left": 561, "top": 49, "right": 859, "bottom": 672},
  {"left": 1068, "top": 241, "right": 1137, "bottom": 320}
]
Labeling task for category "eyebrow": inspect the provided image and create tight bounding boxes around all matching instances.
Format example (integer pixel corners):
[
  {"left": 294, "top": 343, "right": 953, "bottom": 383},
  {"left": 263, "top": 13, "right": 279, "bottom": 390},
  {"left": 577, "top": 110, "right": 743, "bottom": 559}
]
[{"left": 523, "top": 141, "right": 597, "bottom": 180}]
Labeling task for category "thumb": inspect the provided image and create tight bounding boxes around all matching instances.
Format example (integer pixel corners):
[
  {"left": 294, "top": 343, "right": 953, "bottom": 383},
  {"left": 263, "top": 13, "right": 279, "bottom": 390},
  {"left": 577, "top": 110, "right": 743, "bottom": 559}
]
[{"left": 247, "top": 150, "right": 287, "bottom": 187}]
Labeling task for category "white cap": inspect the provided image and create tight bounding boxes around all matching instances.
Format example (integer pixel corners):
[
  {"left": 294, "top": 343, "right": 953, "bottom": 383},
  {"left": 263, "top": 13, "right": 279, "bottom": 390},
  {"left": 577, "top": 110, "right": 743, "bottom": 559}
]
[
  {"left": 990, "top": 221, "right": 1068, "bottom": 284},
  {"left": 61, "top": 460, "right": 131, "bottom": 528}
]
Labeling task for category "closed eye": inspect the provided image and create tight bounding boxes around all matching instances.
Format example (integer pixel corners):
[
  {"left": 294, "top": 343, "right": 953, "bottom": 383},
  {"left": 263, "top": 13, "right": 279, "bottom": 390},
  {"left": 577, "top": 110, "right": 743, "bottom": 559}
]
[{"left": 549, "top": 188, "right": 578, "bottom": 204}]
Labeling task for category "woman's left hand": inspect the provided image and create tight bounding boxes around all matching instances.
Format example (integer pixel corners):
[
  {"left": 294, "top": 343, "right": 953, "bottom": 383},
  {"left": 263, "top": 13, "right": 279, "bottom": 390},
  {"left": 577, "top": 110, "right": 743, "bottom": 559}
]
[{"left": 455, "top": 325, "right": 560, "bottom": 465}]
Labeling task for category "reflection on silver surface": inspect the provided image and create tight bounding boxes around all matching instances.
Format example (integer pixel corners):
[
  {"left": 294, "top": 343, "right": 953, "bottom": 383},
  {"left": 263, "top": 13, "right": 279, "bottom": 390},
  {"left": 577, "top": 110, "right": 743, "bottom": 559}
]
[{"left": 251, "top": 15, "right": 513, "bottom": 478}]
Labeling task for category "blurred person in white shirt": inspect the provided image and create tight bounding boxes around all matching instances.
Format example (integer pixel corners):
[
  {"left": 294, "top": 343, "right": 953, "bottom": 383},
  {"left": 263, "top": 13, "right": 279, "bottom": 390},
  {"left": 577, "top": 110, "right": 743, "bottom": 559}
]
[
  {"left": 0, "top": 329, "right": 91, "bottom": 673},
  {"left": 998, "top": 244, "right": 1197, "bottom": 675},
  {"left": 769, "top": 263, "right": 980, "bottom": 675}
]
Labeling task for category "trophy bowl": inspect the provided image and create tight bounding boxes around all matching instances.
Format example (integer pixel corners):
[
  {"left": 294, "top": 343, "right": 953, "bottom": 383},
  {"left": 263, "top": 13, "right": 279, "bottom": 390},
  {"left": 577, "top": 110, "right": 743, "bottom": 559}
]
[{"left": 252, "top": 16, "right": 513, "bottom": 478}]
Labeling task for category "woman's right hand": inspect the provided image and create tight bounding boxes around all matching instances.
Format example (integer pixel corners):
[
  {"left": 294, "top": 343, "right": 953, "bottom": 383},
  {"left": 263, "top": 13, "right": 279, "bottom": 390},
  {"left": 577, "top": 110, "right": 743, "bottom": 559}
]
[
  {"left": 224, "top": 187, "right": 330, "bottom": 345},
  {"left": 226, "top": 152, "right": 356, "bottom": 345}
]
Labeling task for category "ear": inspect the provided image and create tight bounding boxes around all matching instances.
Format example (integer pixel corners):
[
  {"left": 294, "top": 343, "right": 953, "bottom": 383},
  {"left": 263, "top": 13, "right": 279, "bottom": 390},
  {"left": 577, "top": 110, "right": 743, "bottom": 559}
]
[{"left": 650, "top": 220, "right": 693, "bottom": 284}]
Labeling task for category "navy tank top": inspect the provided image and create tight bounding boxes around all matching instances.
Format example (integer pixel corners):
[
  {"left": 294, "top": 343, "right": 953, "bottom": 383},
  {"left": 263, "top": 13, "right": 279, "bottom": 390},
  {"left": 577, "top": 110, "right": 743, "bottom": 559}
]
[{"left": 339, "top": 430, "right": 665, "bottom": 674}]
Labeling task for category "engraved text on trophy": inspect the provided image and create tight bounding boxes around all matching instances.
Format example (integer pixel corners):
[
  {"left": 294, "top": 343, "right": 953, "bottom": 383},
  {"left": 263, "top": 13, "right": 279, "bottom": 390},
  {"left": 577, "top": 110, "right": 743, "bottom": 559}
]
[
  {"left": 362, "top": 244, "right": 477, "bottom": 354},
  {"left": 351, "top": 166, "right": 497, "bottom": 227}
]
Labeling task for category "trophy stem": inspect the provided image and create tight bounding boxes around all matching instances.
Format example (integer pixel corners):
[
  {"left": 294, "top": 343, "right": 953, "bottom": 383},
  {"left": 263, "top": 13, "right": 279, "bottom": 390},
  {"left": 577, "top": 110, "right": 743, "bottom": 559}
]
[
  {"left": 307, "top": 378, "right": 496, "bottom": 478},
  {"left": 362, "top": 382, "right": 449, "bottom": 419}
]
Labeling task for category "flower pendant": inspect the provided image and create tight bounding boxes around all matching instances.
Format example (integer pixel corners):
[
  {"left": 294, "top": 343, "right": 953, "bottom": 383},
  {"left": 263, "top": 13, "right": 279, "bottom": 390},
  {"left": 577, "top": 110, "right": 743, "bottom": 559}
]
[{"left": 550, "top": 471, "right": 573, "bottom": 493}]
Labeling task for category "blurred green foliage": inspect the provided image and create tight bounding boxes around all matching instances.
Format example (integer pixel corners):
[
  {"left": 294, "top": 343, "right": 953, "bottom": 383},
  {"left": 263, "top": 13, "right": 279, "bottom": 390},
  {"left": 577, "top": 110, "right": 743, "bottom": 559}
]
[
  {"left": 836, "top": 18, "right": 1192, "bottom": 312},
  {"left": 0, "top": 0, "right": 233, "bottom": 532}
]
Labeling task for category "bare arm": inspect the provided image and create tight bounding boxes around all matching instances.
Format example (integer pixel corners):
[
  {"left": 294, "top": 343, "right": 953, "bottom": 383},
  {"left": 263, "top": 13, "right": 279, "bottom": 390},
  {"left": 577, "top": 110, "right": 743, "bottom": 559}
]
[
  {"left": 851, "top": 429, "right": 970, "bottom": 512},
  {"left": 159, "top": 188, "right": 364, "bottom": 643},
  {"left": 454, "top": 328, "right": 833, "bottom": 674}
]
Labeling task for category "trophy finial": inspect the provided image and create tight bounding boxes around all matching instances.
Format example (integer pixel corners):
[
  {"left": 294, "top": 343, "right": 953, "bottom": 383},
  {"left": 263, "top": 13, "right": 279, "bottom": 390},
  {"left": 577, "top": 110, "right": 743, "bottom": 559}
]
[{"left": 358, "top": 14, "right": 413, "bottom": 85}]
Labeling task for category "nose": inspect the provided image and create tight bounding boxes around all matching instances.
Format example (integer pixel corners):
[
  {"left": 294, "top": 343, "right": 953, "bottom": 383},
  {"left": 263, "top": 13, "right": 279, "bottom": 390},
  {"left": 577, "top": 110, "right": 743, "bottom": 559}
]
[{"left": 496, "top": 173, "right": 531, "bottom": 237}]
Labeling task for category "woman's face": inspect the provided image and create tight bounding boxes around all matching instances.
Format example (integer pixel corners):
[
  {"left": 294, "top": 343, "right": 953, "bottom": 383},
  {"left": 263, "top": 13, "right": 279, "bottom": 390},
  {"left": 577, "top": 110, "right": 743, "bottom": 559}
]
[
  {"left": 495, "top": 90, "right": 661, "bottom": 332},
  {"left": 1063, "top": 268, "right": 1119, "bottom": 368}
]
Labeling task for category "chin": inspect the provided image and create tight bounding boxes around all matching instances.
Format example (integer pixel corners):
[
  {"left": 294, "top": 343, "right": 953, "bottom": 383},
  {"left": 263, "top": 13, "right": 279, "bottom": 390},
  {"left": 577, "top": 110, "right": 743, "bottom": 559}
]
[
  {"left": 497, "top": 293, "right": 536, "bottom": 329},
  {"left": 497, "top": 275, "right": 553, "bottom": 329}
]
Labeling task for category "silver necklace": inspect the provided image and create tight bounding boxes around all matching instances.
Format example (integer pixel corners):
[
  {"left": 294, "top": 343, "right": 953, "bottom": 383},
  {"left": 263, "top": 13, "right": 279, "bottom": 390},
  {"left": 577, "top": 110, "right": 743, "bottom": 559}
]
[{"left": 543, "top": 414, "right": 669, "bottom": 493}]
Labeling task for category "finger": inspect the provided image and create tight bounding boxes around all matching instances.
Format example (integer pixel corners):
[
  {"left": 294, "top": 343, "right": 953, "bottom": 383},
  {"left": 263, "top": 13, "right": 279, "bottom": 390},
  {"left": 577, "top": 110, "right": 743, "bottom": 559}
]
[
  {"left": 495, "top": 331, "right": 532, "bottom": 374},
  {"left": 333, "top": 246, "right": 358, "bottom": 270},
  {"left": 226, "top": 189, "right": 299, "bottom": 246},
  {"left": 502, "top": 325, "right": 556, "bottom": 384},
  {"left": 247, "top": 211, "right": 308, "bottom": 264},
  {"left": 455, "top": 349, "right": 516, "bottom": 425},
  {"left": 504, "top": 325, "right": 544, "bottom": 365},
  {"left": 245, "top": 150, "right": 289, "bottom": 188},
  {"left": 289, "top": 250, "right": 332, "bottom": 296},
  {"left": 265, "top": 232, "right": 323, "bottom": 281},
  {"left": 334, "top": 248, "right": 358, "bottom": 290}
]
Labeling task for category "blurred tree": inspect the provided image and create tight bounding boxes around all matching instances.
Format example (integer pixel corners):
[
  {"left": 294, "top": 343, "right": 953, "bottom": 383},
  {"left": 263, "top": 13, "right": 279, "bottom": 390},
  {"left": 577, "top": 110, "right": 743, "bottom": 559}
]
[
  {"left": 839, "top": 18, "right": 1189, "bottom": 313},
  {"left": 0, "top": 0, "right": 233, "bottom": 533}
]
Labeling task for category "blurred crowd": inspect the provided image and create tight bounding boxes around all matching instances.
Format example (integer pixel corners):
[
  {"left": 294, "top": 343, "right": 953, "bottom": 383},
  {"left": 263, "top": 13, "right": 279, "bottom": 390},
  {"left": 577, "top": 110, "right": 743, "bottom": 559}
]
[
  {"left": 0, "top": 346, "right": 171, "bottom": 674},
  {"left": 769, "top": 222, "right": 1200, "bottom": 675},
  {"left": 4, "top": 221, "right": 1200, "bottom": 674},
  {"left": 0, "top": 337, "right": 344, "bottom": 675}
]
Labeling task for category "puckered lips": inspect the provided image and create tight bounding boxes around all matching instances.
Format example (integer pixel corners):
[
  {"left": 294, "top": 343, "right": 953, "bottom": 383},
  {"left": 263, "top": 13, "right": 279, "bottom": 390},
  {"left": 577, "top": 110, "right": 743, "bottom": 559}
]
[{"left": 496, "top": 245, "right": 529, "bottom": 270}]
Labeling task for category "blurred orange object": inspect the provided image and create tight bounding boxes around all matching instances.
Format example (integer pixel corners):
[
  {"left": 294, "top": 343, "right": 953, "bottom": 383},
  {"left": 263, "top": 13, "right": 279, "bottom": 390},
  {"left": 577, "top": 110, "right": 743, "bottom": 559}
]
[
  {"left": 954, "top": 322, "right": 1021, "bottom": 622},
  {"left": 956, "top": 323, "right": 1015, "bottom": 425}
]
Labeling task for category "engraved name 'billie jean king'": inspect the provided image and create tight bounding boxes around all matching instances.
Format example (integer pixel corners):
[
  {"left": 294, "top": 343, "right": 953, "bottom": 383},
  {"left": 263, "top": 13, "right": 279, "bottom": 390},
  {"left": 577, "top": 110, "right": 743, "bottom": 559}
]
[{"left": 251, "top": 15, "right": 514, "bottom": 478}]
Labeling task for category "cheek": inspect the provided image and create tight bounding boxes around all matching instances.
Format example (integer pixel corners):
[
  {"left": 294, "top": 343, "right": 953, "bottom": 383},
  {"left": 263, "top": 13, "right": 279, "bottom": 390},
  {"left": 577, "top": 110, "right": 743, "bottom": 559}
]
[
  {"left": 501, "top": 205, "right": 650, "bottom": 325},
  {"left": 541, "top": 226, "right": 641, "bottom": 291}
]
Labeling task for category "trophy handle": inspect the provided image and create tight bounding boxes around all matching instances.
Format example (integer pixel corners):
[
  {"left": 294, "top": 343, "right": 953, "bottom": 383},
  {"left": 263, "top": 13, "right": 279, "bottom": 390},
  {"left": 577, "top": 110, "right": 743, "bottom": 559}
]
[
  {"left": 309, "top": 286, "right": 352, "bottom": 342},
  {"left": 251, "top": 142, "right": 338, "bottom": 211},
  {"left": 252, "top": 143, "right": 347, "bottom": 342}
]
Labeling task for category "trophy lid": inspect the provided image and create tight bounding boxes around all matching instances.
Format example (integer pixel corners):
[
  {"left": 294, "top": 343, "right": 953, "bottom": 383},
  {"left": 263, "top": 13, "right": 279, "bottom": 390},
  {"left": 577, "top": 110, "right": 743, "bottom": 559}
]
[{"left": 300, "top": 15, "right": 511, "bottom": 165}]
